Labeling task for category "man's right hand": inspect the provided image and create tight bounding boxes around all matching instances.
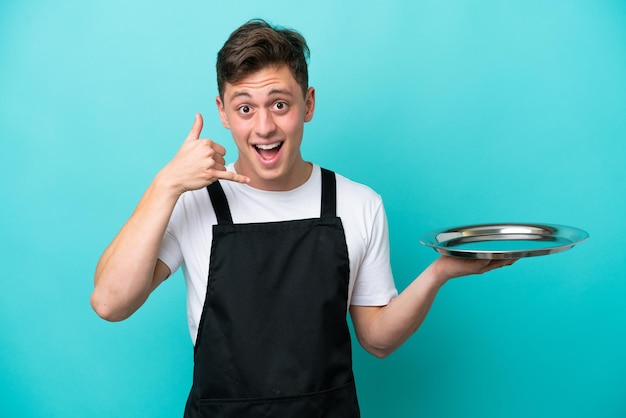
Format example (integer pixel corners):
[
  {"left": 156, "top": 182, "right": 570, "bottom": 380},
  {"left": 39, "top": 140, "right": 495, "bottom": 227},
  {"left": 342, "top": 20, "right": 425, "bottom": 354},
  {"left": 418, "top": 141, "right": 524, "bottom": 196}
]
[
  {"left": 91, "top": 113, "right": 248, "bottom": 321},
  {"left": 157, "top": 113, "right": 249, "bottom": 195}
]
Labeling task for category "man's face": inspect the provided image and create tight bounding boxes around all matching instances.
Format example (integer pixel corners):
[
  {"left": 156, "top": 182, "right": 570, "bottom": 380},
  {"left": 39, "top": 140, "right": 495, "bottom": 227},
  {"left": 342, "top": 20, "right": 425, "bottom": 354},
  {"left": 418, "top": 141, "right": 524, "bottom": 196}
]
[{"left": 216, "top": 65, "right": 315, "bottom": 191}]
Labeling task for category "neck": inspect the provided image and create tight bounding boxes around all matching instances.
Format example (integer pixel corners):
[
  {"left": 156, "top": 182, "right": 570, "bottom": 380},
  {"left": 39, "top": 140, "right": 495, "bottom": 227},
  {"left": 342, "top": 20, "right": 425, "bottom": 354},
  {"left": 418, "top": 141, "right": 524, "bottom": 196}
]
[{"left": 234, "top": 160, "right": 313, "bottom": 191}]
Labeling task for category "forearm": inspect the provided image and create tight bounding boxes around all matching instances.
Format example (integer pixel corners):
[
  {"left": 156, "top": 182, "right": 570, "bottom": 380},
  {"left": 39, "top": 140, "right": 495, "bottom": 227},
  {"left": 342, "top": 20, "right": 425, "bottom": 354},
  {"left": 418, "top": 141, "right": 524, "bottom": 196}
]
[
  {"left": 91, "top": 174, "right": 180, "bottom": 321},
  {"left": 352, "top": 256, "right": 516, "bottom": 358},
  {"left": 352, "top": 262, "right": 446, "bottom": 358}
]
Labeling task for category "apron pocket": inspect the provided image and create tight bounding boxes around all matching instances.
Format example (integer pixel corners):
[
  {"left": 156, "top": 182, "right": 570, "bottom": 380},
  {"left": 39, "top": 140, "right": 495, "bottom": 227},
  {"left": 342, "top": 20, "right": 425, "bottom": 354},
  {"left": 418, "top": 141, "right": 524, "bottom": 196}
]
[{"left": 195, "top": 380, "right": 359, "bottom": 418}]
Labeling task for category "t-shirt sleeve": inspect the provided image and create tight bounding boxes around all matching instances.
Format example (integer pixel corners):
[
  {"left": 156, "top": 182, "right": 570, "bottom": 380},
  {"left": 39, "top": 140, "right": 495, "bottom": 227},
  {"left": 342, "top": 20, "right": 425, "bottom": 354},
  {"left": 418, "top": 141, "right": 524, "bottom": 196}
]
[
  {"left": 350, "top": 201, "right": 398, "bottom": 306},
  {"left": 158, "top": 224, "right": 183, "bottom": 275}
]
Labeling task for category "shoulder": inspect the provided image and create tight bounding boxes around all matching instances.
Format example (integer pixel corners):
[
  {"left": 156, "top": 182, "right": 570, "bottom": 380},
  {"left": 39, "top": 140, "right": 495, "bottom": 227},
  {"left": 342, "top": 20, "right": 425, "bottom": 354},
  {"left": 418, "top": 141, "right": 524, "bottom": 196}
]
[
  {"left": 330, "top": 169, "right": 386, "bottom": 233},
  {"left": 334, "top": 170, "right": 383, "bottom": 207}
]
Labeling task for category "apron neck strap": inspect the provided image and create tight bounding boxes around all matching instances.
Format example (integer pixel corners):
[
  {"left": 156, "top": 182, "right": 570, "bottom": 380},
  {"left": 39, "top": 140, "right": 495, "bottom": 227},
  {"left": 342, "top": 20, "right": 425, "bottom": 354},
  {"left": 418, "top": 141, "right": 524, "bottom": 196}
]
[
  {"left": 207, "top": 181, "right": 233, "bottom": 225},
  {"left": 320, "top": 167, "right": 336, "bottom": 219},
  {"left": 207, "top": 167, "right": 337, "bottom": 225}
]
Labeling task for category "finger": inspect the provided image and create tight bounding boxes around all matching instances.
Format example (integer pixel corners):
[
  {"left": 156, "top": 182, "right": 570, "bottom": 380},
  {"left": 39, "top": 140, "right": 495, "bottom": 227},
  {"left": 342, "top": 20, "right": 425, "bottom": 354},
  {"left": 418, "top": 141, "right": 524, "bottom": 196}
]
[
  {"left": 211, "top": 170, "right": 250, "bottom": 184},
  {"left": 209, "top": 141, "right": 227, "bottom": 157},
  {"left": 484, "top": 259, "right": 516, "bottom": 272},
  {"left": 212, "top": 152, "right": 226, "bottom": 167},
  {"left": 500, "top": 258, "right": 518, "bottom": 267},
  {"left": 185, "top": 113, "right": 204, "bottom": 142}
]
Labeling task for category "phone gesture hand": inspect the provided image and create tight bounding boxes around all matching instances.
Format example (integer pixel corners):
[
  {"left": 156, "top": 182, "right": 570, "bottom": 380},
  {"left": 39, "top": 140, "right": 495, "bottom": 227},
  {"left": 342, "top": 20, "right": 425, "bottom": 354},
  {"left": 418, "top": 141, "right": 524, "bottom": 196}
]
[{"left": 161, "top": 113, "right": 249, "bottom": 195}]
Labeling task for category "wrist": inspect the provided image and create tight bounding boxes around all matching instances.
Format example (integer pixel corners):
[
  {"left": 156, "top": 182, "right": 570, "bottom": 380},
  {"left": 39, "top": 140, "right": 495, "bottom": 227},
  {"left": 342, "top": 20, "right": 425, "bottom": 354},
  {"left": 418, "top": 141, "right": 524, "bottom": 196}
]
[
  {"left": 153, "top": 167, "right": 186, "bottom": 199},
  {"left": 427, "top": 258, "right": 453, "bottom": 287}
]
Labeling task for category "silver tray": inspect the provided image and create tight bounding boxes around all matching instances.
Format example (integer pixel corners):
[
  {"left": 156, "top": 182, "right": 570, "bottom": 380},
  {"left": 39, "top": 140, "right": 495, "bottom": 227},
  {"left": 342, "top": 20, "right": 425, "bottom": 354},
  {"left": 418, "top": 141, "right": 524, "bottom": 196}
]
[{"left": 419, "top": 223, "right": 589, "bottom": 259}]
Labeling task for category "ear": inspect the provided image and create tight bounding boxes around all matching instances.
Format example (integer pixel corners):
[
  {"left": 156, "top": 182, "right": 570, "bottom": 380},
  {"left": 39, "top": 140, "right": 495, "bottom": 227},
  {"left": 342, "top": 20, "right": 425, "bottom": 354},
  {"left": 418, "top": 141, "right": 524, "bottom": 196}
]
[
  {"left": 215, "top": 96, "right": 230, "bottom": 129},
  {"left": 304, "top": 87, "right": 316, "bottom": 122}
]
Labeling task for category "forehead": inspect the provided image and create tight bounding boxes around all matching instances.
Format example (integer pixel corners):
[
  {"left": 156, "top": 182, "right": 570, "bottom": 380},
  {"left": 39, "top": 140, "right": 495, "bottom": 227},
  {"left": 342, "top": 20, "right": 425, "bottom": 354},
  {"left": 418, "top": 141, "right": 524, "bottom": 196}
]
[{"left": 222, "top": 66, "right": 303, "bottom": 102}]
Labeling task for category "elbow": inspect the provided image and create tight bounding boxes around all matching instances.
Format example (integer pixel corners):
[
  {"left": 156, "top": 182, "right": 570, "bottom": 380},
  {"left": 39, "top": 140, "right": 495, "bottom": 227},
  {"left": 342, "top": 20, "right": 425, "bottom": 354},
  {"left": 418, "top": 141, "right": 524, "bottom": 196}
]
[
  {"left": 90, "top": 290, "right": 130, "bottom": 322},
  {"left": 366, "top": 349, "right": 392, "bottom": 359},
  {"left": 358, "top": 338, "right": 397, "bottom": 359}
]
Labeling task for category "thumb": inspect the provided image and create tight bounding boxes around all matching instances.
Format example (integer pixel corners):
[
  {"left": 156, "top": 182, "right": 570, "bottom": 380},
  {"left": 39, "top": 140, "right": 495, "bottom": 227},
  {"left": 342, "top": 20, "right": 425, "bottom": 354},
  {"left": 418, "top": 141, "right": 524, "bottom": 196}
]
[{"left": 185, "top": 113, "right": 203, "bottom": 142}]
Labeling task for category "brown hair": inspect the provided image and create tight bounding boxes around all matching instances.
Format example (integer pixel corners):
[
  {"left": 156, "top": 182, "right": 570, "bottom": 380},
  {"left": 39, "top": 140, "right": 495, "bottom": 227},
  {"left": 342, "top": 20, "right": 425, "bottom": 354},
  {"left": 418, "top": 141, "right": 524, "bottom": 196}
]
[{"left": 216, "top": 19, "right": 310, "bottom": 99}]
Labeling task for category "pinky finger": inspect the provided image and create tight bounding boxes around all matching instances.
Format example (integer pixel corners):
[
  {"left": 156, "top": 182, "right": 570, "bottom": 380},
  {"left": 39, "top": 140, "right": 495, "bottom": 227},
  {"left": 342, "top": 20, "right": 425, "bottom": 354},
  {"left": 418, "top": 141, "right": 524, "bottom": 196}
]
[{"left": 214, "top": 170, "right": 250, "bottom": 184}]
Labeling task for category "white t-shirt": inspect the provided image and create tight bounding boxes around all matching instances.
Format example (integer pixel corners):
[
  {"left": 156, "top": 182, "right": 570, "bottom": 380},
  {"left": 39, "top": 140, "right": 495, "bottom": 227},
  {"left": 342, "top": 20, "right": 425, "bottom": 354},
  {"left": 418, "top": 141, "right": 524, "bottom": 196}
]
[{"left": 158, "top": 164, "right": 398, "bottom": 344}]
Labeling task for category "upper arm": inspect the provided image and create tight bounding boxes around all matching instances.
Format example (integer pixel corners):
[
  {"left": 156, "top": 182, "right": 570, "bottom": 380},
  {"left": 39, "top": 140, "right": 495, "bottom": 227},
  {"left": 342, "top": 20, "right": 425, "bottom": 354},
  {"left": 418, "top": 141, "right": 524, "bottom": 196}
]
[
  {"left": 350, "top": 305, "right": 386, "bottom": 355},
  {"left": 91, "top": 258, "right": 173, "bottom": 322},
  {"left": 150, "top": 258, "right": 172, "bottom": 292}
]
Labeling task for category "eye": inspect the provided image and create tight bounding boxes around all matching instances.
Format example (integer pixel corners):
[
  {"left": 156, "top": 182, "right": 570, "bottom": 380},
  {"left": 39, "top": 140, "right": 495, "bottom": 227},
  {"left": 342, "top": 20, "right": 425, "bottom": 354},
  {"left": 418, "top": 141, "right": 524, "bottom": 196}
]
[
  {"left": 238, "top": 105, "right": 251, "bottom": 114},
  {"left": 273, "top": 101, "right": 288, "bottom": 111}
]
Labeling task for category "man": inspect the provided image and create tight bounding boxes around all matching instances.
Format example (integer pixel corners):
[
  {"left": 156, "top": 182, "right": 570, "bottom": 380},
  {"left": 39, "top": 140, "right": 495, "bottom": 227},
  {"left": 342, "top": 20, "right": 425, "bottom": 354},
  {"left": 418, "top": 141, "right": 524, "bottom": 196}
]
[{"left": 92, "top": 19, "right": 514, "bottom": 417}]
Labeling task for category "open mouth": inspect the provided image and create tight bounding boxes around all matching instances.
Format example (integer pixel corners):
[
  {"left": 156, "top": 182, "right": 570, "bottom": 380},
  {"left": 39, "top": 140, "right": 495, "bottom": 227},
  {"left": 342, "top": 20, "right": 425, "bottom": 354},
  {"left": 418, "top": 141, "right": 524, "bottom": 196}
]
[{"left": 254, "top": 141, "right": 283, "bottom": 160}]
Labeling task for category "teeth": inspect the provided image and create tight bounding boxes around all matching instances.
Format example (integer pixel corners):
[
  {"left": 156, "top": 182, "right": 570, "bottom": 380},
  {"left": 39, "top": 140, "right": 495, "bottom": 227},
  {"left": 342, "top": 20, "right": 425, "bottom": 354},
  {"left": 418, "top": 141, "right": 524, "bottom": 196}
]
[{"left": 256, "top": 142, "right": 282, "bottom": 150}]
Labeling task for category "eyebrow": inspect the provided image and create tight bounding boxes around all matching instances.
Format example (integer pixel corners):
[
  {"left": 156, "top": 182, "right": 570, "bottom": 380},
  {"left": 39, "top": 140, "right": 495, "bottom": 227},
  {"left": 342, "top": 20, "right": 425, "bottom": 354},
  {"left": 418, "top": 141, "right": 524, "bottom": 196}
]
[
  {"left": 229, "top": 91, "right": 252, "bottom": 101},
  {"left": 228, "top": 88, "right": 295, "bottom": 101},
  {"left": 267, "top": 88, "right": 295, "bottom": 98}
]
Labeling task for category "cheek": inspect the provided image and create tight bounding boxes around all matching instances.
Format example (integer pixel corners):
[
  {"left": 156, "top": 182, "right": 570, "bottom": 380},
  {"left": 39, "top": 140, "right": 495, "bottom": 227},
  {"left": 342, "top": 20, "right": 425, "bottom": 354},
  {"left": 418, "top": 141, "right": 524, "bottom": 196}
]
[
  {"left": 281, "top": 114, "right": 305, "bottom": 137},
  {"left": 229, "top": 120, "right": 251, "bottom": 142}
]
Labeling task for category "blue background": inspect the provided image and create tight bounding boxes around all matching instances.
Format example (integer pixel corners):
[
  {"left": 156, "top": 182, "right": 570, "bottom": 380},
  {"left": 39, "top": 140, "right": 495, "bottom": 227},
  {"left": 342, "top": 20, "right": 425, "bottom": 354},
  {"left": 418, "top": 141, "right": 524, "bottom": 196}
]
[{"left": 1, "top": 1, "right": 625, "bottom": 417}]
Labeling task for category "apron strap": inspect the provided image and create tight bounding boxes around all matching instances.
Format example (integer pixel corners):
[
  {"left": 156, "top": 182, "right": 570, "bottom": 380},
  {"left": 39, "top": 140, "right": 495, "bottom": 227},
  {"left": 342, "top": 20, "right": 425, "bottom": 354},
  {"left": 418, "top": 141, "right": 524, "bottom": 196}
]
[
  {"left": 207, "top": 181, "right": 233, "bottom": 225},
  {"left": 320, "top": 168, "right": 336, "bottom": 219},
  {"left": 207, "top": 168, "right": 336, "bottom": 224}
]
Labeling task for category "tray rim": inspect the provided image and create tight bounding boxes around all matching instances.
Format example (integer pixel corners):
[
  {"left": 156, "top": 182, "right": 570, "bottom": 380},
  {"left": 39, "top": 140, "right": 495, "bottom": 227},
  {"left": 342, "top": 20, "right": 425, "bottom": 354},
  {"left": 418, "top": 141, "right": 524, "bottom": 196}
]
[{"left": 419, "top": 222, "right": 589, "bottom": 260}]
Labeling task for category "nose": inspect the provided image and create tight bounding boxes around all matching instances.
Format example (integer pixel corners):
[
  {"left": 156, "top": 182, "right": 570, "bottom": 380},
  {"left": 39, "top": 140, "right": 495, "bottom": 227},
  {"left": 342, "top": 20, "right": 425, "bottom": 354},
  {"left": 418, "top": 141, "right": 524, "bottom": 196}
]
[{"left": 255, "top": 108, "right": 277, "bottom": 138}]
